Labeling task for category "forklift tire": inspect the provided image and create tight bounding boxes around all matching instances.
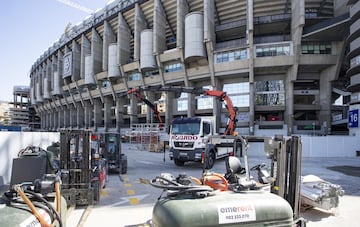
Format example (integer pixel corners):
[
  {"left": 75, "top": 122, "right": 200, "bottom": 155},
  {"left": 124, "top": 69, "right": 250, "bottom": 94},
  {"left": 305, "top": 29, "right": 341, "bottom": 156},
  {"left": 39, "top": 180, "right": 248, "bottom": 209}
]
[
  {"left": 121, "top": 163, "right": 127, "bottom": 174},
  {"left": 93, "top": 180, "right": 101, "bottom": 202},
  {"left": 174, "top": 158, "right": 185, "bottom": 166},
  {"left": 206, "top": 151, "right": 216, "bottom": 169}
]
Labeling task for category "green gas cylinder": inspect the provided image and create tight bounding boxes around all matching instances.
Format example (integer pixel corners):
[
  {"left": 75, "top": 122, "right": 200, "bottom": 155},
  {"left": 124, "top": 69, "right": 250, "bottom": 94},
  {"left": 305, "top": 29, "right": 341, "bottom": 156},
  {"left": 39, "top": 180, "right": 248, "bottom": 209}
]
[
  {"left": 152, "top": 191, "right": 294, "bottom": 227},
  {"left": 0, "top": 195, "right": 67, "bottom": 227}
]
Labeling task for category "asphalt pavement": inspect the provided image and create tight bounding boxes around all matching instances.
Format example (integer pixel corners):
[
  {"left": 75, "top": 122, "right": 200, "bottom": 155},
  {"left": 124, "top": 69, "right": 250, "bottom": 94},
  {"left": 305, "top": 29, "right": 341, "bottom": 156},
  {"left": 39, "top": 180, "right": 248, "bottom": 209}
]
[{"left": 67, "top": 144, "right": 360, "bottom": 227}]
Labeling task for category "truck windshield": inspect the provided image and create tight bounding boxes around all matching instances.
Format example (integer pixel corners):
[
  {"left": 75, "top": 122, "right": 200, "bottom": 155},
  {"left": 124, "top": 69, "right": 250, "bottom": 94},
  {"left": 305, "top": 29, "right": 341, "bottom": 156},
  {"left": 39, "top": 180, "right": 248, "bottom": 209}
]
[{"left": 171, "top": 122, "right": 200, "bottom": 135}]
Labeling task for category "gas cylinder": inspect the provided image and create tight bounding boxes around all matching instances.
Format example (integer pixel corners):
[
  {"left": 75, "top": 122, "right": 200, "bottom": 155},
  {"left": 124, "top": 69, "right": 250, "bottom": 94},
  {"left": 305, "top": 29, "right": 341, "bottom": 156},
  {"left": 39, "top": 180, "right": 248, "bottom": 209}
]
[{"left": 152, "top": 190, "right": 294, "bottom": 227}]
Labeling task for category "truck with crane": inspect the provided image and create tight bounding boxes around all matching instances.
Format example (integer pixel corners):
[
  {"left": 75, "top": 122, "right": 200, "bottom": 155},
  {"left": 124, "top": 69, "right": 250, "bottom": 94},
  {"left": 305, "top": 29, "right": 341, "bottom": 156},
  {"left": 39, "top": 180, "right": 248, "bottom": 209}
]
[{"left": 128, "top": 85, "right": 238, "bottom": 168}]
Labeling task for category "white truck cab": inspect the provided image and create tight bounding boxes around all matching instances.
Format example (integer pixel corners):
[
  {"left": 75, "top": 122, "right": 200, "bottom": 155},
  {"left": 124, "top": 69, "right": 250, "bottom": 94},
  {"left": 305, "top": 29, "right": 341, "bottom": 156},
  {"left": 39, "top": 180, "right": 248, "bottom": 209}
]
[{"left": 169, "top": 116, "right": 232, "bottom": 168}]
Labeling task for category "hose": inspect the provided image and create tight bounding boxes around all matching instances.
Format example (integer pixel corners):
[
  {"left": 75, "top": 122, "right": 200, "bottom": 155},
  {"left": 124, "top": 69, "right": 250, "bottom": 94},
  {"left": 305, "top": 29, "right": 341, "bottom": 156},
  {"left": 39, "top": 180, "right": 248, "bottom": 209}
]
[
  {"left": 55, "top": 181, "right": 61, "bottom": 213},
  {"left": 12, "top": 185, "right": 63, "bottom": 227},
  {"left": 150, "top": 176, "right": 214, "bottom": 195},
  {"left": 24, "top": 190, "right": 63, "bottom": 227},
  {"left": 15, "top": 185, "right": 52, "bottom": 227}
]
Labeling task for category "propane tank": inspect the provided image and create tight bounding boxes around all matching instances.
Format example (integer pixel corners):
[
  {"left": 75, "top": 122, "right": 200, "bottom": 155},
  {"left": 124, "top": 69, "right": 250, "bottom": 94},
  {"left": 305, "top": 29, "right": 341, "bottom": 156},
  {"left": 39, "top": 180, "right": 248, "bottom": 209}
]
[
  {"left": 0, "top": 195, "right": 67, "bottom": 227},
  {"left": 152, "top": 191, "right": 294, "bottom": 227},
  {"left": 150, "top": 173, "right": 296, "bottom": 227}
]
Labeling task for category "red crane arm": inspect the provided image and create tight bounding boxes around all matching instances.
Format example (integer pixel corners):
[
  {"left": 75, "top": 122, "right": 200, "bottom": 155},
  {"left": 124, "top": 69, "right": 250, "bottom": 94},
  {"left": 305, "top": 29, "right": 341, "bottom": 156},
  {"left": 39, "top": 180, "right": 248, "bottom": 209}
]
[
  {"left": 127, "top": 88, "right": 163, "bottom": 128},
  {"left": 202, "top": 90, "right": 237, "bottom": 135}
]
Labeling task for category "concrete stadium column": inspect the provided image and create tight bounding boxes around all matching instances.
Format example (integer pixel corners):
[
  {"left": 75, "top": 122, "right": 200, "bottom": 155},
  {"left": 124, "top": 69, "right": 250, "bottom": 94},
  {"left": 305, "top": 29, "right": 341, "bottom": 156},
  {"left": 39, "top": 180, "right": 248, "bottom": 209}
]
[
  {"left": 42, "top": 111, "right": 46, "bottom": 130},
  {"left": 64, "top": 107, "right": 70, "bottom": 128},
  {"left": 52, "top": 110, "right": 58, "bottom": 131},
  {"left": 36, "top": 68, "right": 43, "bottom": 103},
  {"left": 47, "top": 59, "right": 53, "bottom": 96},
  {"left": 116, "top": 97, "right": 126, "bottom": 132},
  {"left": 91, "top": 28, "right": 103, "bottom": 75},
  {"left": 58, "top": 110, "right": 64, "bottom": 129},
  {"left": 40, "top": 112, "right": 44, "bottom": 129},
  {"left": 146, "top": 92, "right": 155, "bottom": 124},
  {"left": 77, "top": 103, "right": 85, "bottom": 129},
  {"left": 84, "top": 101, "right": 93, "bottom": 129},
  {"left": 130, "top": 95, "right": 139, "bottom": 125},
  {"left": 134, "top": 4, "right": 147, "bottom": 61},
  {"left": 103, "top": 21, "right": 116, "bottom": 71},
  {"left": 213, "top": 79, "right": 222, "bottom": 133},
  {"left": 176, "top": 0, "right": 189, "bottom": 48},
  {"left": 165, "top": 91, "right": 175, "bottom": 131},
  {"left": 104, "top": 97, "right": 113, "bottom": 131},
  {"left": 50, "top": 56, "right": 57, "bottom": 94},
  {"left": 153, "top": 0, "right": 167, "bottom": 84},
  {"left": 47, "top": 112, "right": 51, "bottom": 130},
  {"left": 43, "top": 61, "right": 50, "bottom": 100},
  {"left": 44, "top": 112, "right": 49, "bottom": 130},
  {"left": 81, "top": 34, "right": 91, "bottom": 79},
  {"left": 204, "top": 0, "right": 216, "bottom": 87},
  {"left": 56, "top": 50, "right": 64, "bottom": 91},
  {"left": 287, "top": 0, "right": 305, "bottom": 135},
  {"left": 49, "top": 110, "right": 53, "bottom": 130},
  {"left": 72, "top": 40, "right": 81, "bottom": 81},
  {"left": 153, "top": 0, "right": 166, "bottom": 54},
  {"left": 285, "top": 73, "right": 294, "bottom": 134},
  {"left": 70, "top": 105, "right": 77, "bottom": 128},
  {"left": 93, "top": 98, "right": 103, "bottom": 130},
  {"left": 320, "top": 66, "right": 336, "bottom": 135},
  {"left": 117, "top": 13, "right": 131, "bottom": 66},
  {"left": 247, "top": 0, "right": 255, "bottom": 135},
  {"left": 187, "top": 82, "right": 196, "bottom": 117},
  {"left": 48, "top": 111, "right": 52, "bottom": 130},
  {"left": 48, "top": 112, "right": 52, "bottom": 130}
]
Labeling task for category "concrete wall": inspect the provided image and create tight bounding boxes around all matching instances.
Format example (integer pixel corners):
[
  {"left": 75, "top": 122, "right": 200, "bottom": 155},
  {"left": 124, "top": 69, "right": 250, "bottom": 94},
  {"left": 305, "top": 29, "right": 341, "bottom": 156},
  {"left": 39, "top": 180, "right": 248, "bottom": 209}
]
[
  {"left": 248, "top": 135, "right": 360, "bottom": 158},
  {"left": 0, "top": 131, "right": 59, "bottom": 185}
]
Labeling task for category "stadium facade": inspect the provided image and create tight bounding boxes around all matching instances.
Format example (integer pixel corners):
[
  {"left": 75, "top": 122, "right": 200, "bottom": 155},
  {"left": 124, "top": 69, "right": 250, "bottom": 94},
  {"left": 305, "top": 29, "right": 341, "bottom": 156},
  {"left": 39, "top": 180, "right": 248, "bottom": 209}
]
[{"left": 29, "top": 0, "right": 356, "bottom": 135}]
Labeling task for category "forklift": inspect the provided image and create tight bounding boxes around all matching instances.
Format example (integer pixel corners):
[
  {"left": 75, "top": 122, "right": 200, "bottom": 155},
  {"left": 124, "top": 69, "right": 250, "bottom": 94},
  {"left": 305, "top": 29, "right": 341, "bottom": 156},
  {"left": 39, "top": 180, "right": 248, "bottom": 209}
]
[
  {"left": 95, "top": 132, "right": 128, "bottom": 174},
  {"left": 59, "top": 129, "right": 107, "bottom": 206}
]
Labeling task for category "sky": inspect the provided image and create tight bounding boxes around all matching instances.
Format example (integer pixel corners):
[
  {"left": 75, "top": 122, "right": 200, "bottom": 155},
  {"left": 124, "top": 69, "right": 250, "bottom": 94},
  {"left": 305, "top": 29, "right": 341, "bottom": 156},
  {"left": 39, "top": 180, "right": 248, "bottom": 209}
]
[{"left": 0, "top": 0, "right": 110, "bottom": 102}]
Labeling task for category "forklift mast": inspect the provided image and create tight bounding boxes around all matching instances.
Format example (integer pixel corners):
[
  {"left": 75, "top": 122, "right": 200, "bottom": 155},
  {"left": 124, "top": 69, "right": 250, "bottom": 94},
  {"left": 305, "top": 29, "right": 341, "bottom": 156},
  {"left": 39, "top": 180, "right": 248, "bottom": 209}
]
[{"left": 59, "top": 129, "right": 97, "bottom": 206}]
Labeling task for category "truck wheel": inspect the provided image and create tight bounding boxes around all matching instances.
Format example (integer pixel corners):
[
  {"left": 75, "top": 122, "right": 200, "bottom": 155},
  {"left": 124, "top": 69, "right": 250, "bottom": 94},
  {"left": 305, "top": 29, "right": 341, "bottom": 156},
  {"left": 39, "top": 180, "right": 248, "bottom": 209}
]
[
  {"left": 174, "top": 158, "right": 185, "bottom": 166},
  {"left": 206, "top": 151, "right": 216, "bottom": 169}
]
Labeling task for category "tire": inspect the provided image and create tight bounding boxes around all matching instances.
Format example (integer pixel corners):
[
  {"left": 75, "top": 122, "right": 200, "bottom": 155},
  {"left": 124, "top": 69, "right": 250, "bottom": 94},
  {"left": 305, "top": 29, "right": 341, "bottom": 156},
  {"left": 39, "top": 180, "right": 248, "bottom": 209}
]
[
  {"left": 174, "top": 158, "right": 185, "bottom": 166},
  {"left": 206, "top": 151, "right": 216, "bottom": 169},
  {"left": 93, "top": 180, "right": 101, "bottom": 202},
  {"left": 121, "top": 159, "right": 127, "bottom": 174}
]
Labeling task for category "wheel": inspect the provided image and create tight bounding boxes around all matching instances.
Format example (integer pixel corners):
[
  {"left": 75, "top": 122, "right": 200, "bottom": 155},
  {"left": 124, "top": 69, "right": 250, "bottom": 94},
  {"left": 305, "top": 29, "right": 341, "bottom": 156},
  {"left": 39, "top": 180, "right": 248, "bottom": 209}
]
[
  {"left": 93, "top": 180, "right": 101, "bottom": 202},
  {"left": 121, "top": 161, "right": 127, "bottom": 174},
  {"left": 120, "top": 155, "right": 127, "bottom": 174},
  {"left": 174, "top": 158, "right": 185, "bottom": 166},
  {"left": 205, "top": 151, "right": 216, "bottom": 169}
]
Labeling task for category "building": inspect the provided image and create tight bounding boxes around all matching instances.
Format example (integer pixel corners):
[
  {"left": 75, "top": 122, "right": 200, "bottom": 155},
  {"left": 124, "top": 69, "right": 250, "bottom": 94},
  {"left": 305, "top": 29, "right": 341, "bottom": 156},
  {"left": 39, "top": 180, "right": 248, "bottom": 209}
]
[
  {"left": 347, "top": 0, "right": 360, "bottom": 136},
  {"left": 0, "top": 101, "right": 11, "bottom": 125},
  {"left": 29, "top": 0, "right": 353, "bottom": 135},
  {"left": 8, "top": 86, "right": 40, "bottom": 130}
]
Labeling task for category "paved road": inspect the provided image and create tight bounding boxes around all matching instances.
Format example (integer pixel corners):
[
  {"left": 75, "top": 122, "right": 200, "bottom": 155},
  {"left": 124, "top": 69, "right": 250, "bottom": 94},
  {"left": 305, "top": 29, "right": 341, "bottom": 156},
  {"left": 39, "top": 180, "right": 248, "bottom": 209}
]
[{"left": 67, "top": 143, "right": 360, "bottom": 227}]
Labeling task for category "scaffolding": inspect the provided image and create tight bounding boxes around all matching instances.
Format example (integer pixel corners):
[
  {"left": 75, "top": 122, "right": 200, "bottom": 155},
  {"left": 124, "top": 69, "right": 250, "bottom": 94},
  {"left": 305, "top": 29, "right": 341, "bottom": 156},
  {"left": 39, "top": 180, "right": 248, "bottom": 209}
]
[{"left": 128, "top": 123, "right": 161, "bottom": 151}]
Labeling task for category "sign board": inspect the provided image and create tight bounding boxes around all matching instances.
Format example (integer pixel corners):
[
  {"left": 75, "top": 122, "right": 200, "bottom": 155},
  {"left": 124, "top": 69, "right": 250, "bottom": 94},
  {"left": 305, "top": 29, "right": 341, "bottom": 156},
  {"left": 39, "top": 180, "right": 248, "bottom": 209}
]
[
  {"left": 62, "top": 52, "right": 72, "bottom": 78},
  {"left": 348, "top": 109, "right": 358, "bottom": 128}
]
